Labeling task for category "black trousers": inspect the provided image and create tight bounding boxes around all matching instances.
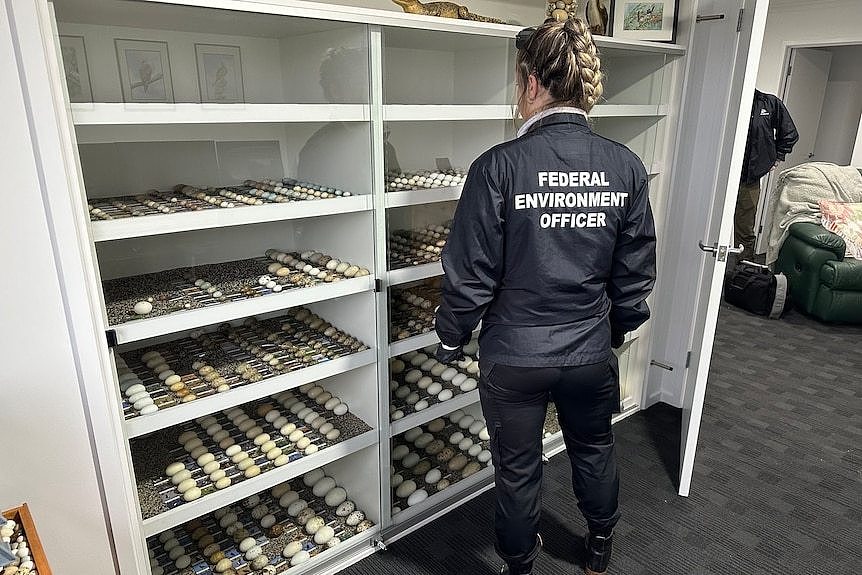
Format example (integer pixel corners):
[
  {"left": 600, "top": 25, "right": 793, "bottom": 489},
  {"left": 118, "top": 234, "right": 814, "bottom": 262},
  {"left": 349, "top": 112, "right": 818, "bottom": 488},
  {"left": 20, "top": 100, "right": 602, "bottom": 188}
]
[{"left": 478, "top": 356, "right": 621, "bottom": 571}]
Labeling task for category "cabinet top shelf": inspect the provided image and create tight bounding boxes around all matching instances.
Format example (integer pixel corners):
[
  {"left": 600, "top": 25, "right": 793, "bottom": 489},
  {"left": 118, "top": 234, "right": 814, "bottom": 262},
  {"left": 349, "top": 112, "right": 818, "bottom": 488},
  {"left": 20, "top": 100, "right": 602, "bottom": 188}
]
[{"left": 128, "top": 0, "right": 685, "bottom": 54}]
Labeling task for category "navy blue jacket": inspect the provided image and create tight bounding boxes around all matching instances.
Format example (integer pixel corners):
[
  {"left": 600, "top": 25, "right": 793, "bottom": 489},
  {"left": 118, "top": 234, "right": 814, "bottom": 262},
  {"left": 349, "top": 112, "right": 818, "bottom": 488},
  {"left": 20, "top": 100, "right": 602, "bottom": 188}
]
[
  {"left": 435, "top": 112, "right": 656, "bottom": 367},
  {"left": 741, "top": 90, "right": 798, "bottom": 184}
]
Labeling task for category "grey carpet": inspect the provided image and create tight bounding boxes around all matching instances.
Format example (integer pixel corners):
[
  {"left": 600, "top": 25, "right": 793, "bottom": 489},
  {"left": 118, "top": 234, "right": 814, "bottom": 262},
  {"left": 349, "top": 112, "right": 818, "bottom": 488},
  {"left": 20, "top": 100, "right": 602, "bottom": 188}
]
[{"left": 342, "top": 304, "right": 862, "bottom": 575}]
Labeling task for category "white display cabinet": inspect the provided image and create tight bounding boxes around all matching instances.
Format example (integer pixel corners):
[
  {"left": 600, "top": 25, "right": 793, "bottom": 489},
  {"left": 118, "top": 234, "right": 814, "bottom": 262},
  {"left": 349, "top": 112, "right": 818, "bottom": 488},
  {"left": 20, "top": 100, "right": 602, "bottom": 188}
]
[{"left": 19, "top": 0, "right": 712, "bottom": 570}]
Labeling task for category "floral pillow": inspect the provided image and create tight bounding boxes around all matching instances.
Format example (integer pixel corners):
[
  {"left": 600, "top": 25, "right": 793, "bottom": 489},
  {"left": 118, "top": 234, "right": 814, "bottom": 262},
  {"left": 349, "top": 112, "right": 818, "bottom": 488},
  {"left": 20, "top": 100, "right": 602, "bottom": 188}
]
[{"left": 820, "top": 200, "right": 862, "bottom": 259}]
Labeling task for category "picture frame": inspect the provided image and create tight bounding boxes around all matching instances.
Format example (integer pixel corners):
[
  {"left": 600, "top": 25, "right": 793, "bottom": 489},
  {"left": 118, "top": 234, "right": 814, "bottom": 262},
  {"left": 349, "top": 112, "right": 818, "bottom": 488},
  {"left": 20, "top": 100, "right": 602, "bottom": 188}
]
[
  {"left": 612, "top": 0, "right": 678, "bottom": 43},
  {"left": 114, "top": 39, "right": 174, "bottom": 103},
  {"left": 58, "top": 35, "right": 93, "bottom": 103},
  {"left": 195, "top": 44, "right": 245, "bottom": 103}
]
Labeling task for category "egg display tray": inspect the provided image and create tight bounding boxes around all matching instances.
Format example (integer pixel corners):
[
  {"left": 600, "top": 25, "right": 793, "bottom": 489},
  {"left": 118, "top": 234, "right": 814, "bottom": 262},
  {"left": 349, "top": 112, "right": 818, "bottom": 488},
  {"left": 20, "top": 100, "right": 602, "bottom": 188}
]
[
  {"left": 132, "top": 395, "right": 371, "bottom": 520},
  {"left": 102, "top": 249, "right": 369, "bottom": 326},
  {"left": 389, "top": 281, "right": 441, "bottom": 342},
  {"left": 118, "top": 310, "right": 368, "bottom": 420},
  {"left": 384, "top": 169, "right": 466, "bottom": 192},
  {"left": 390, "top": 415, "right": 491, "bottom": 514},
  {"left": 388, "top": 344, "right": 479, "bottom": 422},
  {"left": 388, "top": 224, "right": 450, "bottom": 270},
  {"left": 88, "top": 178, "right": 353, "bottom": 222},
  {"left": 2, "top": 503, "right": 51, "bottom": 575},
  {"left": 147, "top": 472, "right": 372, "bottom": 575}
]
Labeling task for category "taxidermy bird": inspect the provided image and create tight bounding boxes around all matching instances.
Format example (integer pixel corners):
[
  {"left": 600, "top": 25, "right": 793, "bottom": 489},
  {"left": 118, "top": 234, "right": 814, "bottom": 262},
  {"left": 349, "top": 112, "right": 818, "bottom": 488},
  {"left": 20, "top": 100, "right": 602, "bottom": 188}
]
[{"left": 585, "top": 0, "right": 609, "bottom": 35}]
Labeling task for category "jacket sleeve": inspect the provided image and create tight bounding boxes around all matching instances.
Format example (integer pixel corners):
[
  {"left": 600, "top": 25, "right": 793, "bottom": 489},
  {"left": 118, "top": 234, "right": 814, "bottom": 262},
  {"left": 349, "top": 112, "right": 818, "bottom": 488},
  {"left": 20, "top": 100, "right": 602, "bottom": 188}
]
[
  {"left": 608, "top": 172, "right": 657, "bottom": 339},
  {"left": 773, "top": 98, "right": 799, "bottom": 160},
  {"left": 435, "top": 156, "right": 505, "bottom": 347}
]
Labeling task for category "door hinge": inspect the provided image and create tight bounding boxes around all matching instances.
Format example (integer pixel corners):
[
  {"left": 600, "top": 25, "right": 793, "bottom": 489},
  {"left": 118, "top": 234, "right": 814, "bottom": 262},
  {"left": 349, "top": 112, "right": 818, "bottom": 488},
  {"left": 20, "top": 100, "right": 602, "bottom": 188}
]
[
  {"left": 758, "top": 224, "right": 763, "bottom": 234},
  {"left": 685, "top": 351, "right": 692, "bottom": 368},
  {"left": 105, "top": 329, "right": 118, "bottom": 349},
  {"left": 736, "top": 8, "right": 744, "bottom": 32},
  {"left": 786, "top": 64, "right": 792, "bottom": 77},
  {"left": 374, "top": 278, "right": 383, "bottom": 293}
]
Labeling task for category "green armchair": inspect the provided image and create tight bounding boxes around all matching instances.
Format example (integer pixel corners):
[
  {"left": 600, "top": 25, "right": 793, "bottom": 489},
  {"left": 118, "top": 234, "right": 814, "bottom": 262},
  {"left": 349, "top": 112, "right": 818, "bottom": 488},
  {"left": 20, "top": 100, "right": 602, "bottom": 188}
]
[{"left": 776, "top": 222, "right": 862, "bottom": 323}]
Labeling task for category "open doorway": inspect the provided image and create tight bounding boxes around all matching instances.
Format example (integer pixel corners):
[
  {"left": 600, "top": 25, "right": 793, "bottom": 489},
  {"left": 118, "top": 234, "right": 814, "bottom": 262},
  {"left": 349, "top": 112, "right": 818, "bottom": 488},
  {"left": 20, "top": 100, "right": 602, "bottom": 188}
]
[{"left": 754, "top": 42, "right": 862, "bottom": 255}]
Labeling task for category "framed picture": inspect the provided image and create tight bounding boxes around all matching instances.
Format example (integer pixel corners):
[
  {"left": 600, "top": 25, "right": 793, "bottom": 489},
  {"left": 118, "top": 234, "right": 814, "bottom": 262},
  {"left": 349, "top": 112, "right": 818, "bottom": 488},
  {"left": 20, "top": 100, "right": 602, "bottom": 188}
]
[
  {"left": 114, "top": 39, "right": 174, "bottom": 103},
  {"left": 612, "top": 1, "right": 678, "bottom": 42},
  {"left": 195, "top": 44, "right": 245, "bottom": 103},
  {"left": 58, "top": 35, "right": 93, "bottom": 103}
]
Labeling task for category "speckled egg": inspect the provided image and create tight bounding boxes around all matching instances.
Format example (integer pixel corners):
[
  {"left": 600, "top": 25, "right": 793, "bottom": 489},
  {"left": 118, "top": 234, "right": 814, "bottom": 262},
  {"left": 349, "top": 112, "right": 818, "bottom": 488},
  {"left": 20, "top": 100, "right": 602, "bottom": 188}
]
[
  {"left": 336, "top": 500, "right": 355, "bottom": 517},
  {"left": 346, "top": 510, "right": 366, "bottom": 526}
]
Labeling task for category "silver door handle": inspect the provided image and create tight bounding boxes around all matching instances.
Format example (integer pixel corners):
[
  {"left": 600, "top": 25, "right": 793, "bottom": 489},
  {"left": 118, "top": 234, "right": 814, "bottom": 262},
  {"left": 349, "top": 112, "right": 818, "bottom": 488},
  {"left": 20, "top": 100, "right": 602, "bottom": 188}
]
[
  {"left": 726, "top": 244, "right": 744, "bottom": 254},
  {"left": 698, "top": 240, "right": 717, "bottom": 253}
]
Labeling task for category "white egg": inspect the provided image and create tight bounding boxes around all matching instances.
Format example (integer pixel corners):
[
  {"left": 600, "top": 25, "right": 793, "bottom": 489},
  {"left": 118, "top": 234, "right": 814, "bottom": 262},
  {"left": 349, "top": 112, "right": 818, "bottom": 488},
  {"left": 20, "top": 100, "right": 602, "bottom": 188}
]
[
  {"left": 314, "top": 525, "right": 335, "bottom": 545},
  {"left": 333, "top": 402, "right": 349, "bottom": 416},
  {"left": 312, "top": 477, "right": 337, "bottom": 498},
  {"left": 478, "top": 449, "right": 493, "bottom": 463},
  {"left": 458, "top": 415, "right": 476, "bottom": 430},
  {"left": 452, "top": 373, "right": 468, "bottom": 387},
  {"left": 324, "top": 487, "right": 348, "bottom": 507},
  {"left": 426, "top": 382, "right": 443, "bottom": 395},
  {"left": 449, "top": 410, "right": 466, "bottom": 424},
  {"left": 392, "top": 445, "right": 410, "bottom": 460},
  {"left": 290, "top": 550, "right": 310, "bottom": 566},
  {"left": 449, "top": 431, "right": 464, "bottom": 444},
  {"left": 407, "top": 489, "right": 429, "bottom": 506},
  {"left": 401, "top": 452, "right": 420, "bottom": 469},
  {"left": 133, "top": 301, "right": 153, "bottom": 315},
  {"left": 403, "top": 427, "right": 423, "bottom": 442},
  {"left": 417, "top": 376, "right": 433, "bottom": 390},
  {"left": 440, "top": 367, "right": 458, "bottom": 381},
  {"left": 283, "top": 541, "right": 303, "bottom": 558},
  {"left": 438, "top": 389, "right": 454, "bottom": 402},
  {"left": 404, "top": 370, "right": 422, "bottom": 384},
  {"left": 279, "top": 491, "right": 299, "bottom": 508},
  {"left": 425, "top": 468, "right": 442, "bottom": 484},
  {"left": 430, "top": 364, "right": 447, "bottom": 377},
  {"left": 479, "top": 427, "right": 491, "bottom": 441},
  {"left": 395, "top": 480, "right": 417, "bottom": 499},
  {"left": 415, "top": 399, "right": 429, "bottom": 411},
  {"left": 420, "top": 359, "right": 438, "bottom": 371},
  {"left": 461, "top": 378, "right": 478, "bottom": 392},
  {"left": 414, "top": 433, "right": 434, "bottom": 449},
  {"left": 469, "top": 420, "right": 485, "bottom": 435},
  {"left": 468, "top": 444, "right": 483, "bottom": 457}
]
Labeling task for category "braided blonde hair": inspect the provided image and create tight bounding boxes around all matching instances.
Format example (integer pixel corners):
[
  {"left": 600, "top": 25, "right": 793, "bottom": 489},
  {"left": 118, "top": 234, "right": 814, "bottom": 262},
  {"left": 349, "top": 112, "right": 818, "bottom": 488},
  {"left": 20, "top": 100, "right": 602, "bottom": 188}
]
[{"left": 516, "top": 18, "right": 604, "bottom": 112}]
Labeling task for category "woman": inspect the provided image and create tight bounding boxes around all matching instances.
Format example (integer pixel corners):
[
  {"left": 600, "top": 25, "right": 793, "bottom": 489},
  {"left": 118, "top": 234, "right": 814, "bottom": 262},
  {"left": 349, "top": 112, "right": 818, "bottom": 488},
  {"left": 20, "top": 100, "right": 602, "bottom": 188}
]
[{"left": 434, "top": 19, "right": 656, "bottom": 575}]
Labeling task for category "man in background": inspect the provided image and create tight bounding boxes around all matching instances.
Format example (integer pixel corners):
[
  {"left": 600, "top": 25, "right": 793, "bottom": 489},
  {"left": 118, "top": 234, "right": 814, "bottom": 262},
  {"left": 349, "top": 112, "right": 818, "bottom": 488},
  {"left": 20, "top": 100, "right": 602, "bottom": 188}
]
[{"left": 735, "top": 89, "right": 799, "bottom": 260}]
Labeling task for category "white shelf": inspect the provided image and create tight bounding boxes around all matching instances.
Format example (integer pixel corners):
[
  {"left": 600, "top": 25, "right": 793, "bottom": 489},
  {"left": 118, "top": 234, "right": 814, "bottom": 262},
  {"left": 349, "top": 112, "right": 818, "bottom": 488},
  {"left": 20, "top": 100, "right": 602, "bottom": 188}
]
[
  {"left": 387, "top": 262, "right": 443, "bottom": 286},
  {"left": 109, "top": 275, "right": 374, "bottom": 344},
  {"left": 390, "top": 390, "right": 480, "bottom": 437},
  {"left": 391, "top": 464, "right": 494, "bottom": 526},
  {"left": 151, "top": 0, "right": 685, "bottom": 54},
  {"left": 126, "top": 348, "right": 377, "bottom": 438},
  {"left": 384, "top": 104, "right": 512, "bottom": 121},
  {"left": 385, "top": 186, "right": 462, "bottom": 208},
  {"left": 141, "top": 429, "right": 378, "bottom": 537},
  {"left": 383, "top": 104, "right": 667, "bottom": 122},
  {"left": 71, "top": 103, "right": 369, "bottom": 125},
  {"left": 389, "top": 331, "right": 441, "bottom": 358},
  {"left": 92, "top": 195, "right": 373, "bottom": 242},
  {"left": 593, "top": 104, "right": 669, "bottom": 118}
]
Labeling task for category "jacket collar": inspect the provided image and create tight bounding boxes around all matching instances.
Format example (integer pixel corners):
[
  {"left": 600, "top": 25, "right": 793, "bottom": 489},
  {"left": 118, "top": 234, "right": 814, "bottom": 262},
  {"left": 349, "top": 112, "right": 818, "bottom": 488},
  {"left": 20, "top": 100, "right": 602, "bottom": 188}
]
[{"left": 517, "top": 107, "right": 590, "bottom": 138}]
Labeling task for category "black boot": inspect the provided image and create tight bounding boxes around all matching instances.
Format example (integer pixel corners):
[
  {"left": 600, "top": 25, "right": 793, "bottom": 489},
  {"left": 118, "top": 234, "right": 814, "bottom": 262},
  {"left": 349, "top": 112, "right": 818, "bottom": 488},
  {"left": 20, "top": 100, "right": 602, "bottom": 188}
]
[
  {"left": 584, "top": 532, "right": 613, "bottom": 575},
  {"left": 499, "top": 534, "right": 542, "bottom": 574}
]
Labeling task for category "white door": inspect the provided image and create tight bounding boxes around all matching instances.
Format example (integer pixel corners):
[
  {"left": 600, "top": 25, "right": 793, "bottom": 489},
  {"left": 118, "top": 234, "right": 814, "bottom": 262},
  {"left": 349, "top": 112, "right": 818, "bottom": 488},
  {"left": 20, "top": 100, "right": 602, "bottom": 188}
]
[
  {"left": 781, "top": 48, "right": 833, "bottom": 168},
  {"left": 675, "top": 0, "right": 771, "bottom": 497},
  {"left": 756, "top": 48, "right": 832, "bottom": 253}
]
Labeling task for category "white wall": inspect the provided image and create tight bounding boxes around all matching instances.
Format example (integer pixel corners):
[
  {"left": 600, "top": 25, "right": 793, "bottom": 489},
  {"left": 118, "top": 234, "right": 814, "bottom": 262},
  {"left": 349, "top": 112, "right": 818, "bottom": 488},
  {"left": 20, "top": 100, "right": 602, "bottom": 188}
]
[
  {"left": 852, "top": 121, "right": 862, "bottom": 165},
  {"left": 813, "top": 46, "right": 862, "bottom": 165},
  {"left": 0, "top": 2, "right": 115, "bottom": 573},
  {"left": 757, "top": 0, "right": 862, "bottom": 95}
]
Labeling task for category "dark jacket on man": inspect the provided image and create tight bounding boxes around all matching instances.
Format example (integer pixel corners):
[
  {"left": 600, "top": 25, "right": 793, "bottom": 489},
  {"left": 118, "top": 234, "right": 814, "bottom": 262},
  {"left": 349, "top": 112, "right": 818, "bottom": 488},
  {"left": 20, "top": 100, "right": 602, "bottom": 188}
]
[
  {"left": 741, "top": 90, "right": 799, "bottom": 184},
  {"left": 435, "top": 112, "right": 656, "bottom": 367}
]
